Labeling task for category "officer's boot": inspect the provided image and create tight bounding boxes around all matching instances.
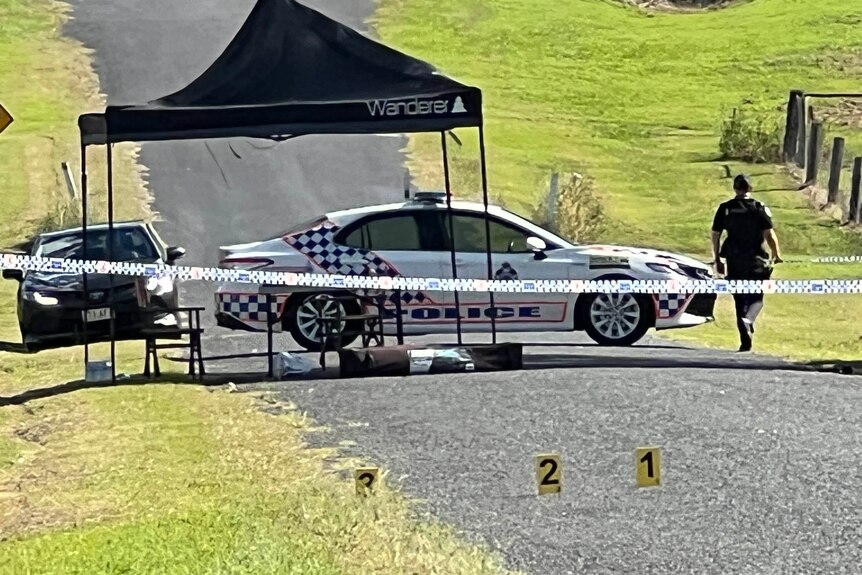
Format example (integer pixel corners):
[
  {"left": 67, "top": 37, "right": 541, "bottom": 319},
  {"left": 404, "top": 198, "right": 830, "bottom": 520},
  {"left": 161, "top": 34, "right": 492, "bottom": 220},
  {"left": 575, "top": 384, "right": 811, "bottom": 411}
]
[
  {"left": 733, "top": 294, "right": 753, "bottom": 352},
  {"left": 736, "top": 317, "right": 752, "bottom": 352},
  {"left": 744, "top": 299, "right": 764, "bottom": 334}
]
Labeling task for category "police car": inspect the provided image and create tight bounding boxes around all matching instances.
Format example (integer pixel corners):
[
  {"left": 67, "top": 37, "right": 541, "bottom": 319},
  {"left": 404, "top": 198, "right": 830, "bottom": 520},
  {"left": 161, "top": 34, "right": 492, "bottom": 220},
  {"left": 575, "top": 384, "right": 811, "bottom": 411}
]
[{"left": 215, "top": 192, "right": 716, "bottom": 350}]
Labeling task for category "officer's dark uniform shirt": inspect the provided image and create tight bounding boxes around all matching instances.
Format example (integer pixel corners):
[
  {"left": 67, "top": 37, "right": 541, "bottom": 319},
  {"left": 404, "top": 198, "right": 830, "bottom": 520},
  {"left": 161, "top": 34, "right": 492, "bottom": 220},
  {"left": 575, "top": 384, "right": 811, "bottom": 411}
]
[{"left": 712, "top": 197, "right": 773, "bottom": 262}]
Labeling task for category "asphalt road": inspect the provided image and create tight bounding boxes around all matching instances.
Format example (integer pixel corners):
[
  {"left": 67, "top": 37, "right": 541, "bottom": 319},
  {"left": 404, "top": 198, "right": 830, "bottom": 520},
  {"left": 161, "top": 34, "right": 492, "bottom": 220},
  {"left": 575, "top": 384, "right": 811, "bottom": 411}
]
[
  {"left": 65, "top": 2, "right": 862, "bottom": 573},
  {"left": 271, "top": 337, "right": 862, "bottom": 574}
]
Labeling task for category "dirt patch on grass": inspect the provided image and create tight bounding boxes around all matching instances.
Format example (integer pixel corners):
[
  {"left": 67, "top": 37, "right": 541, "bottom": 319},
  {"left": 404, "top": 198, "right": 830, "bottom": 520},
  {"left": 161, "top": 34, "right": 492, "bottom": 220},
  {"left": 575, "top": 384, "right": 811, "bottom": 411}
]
[
  {"left": 817, "top": 99, "right": 862, "bottom": 131},
  {"left": 621, "top": 0, "right": 740, "bottom": 11}
]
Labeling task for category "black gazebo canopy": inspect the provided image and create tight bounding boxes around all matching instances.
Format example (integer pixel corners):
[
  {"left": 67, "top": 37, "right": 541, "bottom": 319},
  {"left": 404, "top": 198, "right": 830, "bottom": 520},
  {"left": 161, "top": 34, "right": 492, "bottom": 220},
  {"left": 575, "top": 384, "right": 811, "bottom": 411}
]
[
  {"left": 79, "top": 0, "right": 483, "bottom": 143},
  {"left": 78, "top": 0, "right": 497, "bottom": 379}
]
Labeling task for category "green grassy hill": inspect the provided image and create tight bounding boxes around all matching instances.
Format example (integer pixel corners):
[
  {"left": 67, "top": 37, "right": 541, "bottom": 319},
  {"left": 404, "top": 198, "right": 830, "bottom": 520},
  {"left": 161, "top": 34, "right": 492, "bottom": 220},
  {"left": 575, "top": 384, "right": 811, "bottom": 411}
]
[{"left": 376, "top": 0, "right": 862, "bottom": 359}]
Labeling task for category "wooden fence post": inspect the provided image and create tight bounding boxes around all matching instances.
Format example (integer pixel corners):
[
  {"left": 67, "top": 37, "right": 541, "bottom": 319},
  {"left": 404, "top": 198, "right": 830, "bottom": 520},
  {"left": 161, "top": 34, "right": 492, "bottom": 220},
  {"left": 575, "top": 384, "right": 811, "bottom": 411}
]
[
  {"left": 795, "top": 95, "right": 807, "bottom": 168},
  {"left": 851, "top": 157, "right": 862, "bottom": 224},
  {"left": 805, "top": 122, "right": 823, "bottom": 184},
  {"left": 783, "top": 90, "right": 803, "bottom": 163},
  {"left": 827, "top": 137, "right": 845, "bottom": 204}
]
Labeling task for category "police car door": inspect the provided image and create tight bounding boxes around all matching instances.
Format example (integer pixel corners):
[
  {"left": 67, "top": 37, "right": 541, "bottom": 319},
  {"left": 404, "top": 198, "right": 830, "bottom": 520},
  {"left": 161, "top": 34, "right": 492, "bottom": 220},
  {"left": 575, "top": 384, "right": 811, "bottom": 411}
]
[
  {"left": 333, "top": 210, "right": 447, "bottom": 332},
  {"left": 439, "top": 212, "right": 574, "bottom": 332}
]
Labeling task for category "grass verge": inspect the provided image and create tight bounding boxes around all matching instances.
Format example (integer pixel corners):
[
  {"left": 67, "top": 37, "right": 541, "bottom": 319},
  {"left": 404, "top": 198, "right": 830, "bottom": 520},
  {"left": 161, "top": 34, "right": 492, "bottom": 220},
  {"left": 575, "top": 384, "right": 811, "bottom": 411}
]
[
  {"left": 374, "top": 0, "right": 862, "bottom": 361},
  {"left": 0, "top": 2, "right": 510, "bottom": 571},
  {"left": 0, "top": 380, "right": 507, "bottom": 574}
]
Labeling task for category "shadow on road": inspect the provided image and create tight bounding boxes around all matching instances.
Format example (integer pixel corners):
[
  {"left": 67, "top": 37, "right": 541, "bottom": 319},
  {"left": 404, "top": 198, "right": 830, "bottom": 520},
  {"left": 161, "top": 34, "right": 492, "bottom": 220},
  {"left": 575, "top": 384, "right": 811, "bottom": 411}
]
[
  {"left": 804, "top": 359, "right": 862, "bottom": 376},
  {"left": 5, "top": 349, "right": 847, "bottom": 406},
  {"left": 0, "top": 341, "right": 30, "bottom": 354},
  {"left": 524, "top": 353, "right": 814, "bottom": 373},
  {"left": 0, "top": 368, "right": 342, "bottom": 406},
  {"left": 0, "top": 373, "right": 219, "bottom": 406}
]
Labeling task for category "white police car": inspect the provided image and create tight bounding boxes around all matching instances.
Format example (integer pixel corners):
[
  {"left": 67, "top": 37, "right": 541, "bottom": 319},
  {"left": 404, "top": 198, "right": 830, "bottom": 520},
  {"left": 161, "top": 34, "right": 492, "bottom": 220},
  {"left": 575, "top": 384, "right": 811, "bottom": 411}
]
[{"left": 215, "top": 193, "right": 715, "bottom": 350}]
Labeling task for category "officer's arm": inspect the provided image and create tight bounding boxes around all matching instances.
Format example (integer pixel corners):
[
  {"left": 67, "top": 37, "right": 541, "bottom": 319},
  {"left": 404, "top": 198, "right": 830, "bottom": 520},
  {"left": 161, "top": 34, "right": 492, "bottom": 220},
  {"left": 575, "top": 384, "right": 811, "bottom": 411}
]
[
  {"left": 760, "top": 205, "right": 782, "bottom": 262},
  {"left": 711, "top": 230, "right": 722, "bottom": 262},
  {"left": 764, "top": 228, "right": 782, "bottom": 262},
  {"left": 710, "top": 206, "right": 724, "bottom": 263}
]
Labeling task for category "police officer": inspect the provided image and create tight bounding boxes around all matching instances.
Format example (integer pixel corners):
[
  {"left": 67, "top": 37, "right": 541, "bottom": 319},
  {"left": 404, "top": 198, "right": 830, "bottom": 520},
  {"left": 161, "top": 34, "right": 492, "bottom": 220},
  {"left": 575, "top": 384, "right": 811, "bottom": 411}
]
[{"left": 711, "top": 174, "right": 783, "bottom": 352}]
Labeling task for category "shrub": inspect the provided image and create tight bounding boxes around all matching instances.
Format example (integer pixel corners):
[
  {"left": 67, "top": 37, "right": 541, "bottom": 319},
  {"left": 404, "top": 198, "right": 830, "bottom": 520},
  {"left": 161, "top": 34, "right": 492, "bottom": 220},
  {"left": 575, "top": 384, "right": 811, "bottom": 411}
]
[
  {"left": 33, "top": 199, "right": 78, "bottom": 236},
  {"left": 718, "top": 102, "right": 783, "bottom": 163},
  {"left": 533, "top": 172, "right": 605, "bottom": 243}
]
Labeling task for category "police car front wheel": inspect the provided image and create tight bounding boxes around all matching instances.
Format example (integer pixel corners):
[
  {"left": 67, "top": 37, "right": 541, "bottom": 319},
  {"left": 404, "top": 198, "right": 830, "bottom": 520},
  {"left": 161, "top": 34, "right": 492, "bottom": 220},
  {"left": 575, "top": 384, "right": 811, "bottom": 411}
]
[{"left": 583, "top": 293, "right": 651, "bottom": 346}]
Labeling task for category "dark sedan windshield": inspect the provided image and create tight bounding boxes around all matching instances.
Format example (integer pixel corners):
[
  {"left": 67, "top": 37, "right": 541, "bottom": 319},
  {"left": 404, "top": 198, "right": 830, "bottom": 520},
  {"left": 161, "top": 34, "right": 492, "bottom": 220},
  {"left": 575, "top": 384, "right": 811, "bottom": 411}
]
[{"left": 37, "top": 228, "right": 158, "bottom": 262}]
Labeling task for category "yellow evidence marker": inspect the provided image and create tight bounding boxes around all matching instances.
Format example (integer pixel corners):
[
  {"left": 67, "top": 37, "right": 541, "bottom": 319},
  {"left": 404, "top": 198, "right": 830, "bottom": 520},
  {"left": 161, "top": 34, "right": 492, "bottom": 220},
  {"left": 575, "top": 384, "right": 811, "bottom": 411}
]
[
  {"left": 535, "top": 453, "right": 562, "bottom": 495},
  {"left": 635, "top": 447, "right": 661, "bottom": 488},
  {"left": 354, "top": 467, "right": 379, "bottom": 496}
]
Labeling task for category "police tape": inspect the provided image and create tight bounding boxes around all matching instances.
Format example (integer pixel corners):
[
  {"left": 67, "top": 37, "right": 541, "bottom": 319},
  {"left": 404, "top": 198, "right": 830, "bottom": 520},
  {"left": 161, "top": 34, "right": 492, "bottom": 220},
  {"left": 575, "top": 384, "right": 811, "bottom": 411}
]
[
  {"left": 789, "top": 255, "right": 862, "bottom": 264},
  {"left": 3, "top": 252, "right": 862, "bottom": 295}
]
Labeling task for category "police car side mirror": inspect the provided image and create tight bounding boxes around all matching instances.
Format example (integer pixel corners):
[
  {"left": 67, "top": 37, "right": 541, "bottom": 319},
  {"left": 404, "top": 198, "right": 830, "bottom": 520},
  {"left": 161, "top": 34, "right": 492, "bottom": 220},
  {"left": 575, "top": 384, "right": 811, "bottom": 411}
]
[
  {"left": 526, "top": 237, "right": 546, "bottom": 252},
  {"left": 166, "top": 246, "right": 186, "bottom": 264},
  {"left": 526, "top": 237, "right": 547, "bottom": 260}
]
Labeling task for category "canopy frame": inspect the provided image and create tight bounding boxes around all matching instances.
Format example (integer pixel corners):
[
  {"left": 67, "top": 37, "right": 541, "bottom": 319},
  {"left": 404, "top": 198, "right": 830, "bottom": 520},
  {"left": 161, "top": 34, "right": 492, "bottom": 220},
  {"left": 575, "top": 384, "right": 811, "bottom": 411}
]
[{"left": 76, "top": 0, "right": 499, "bottom": 381}]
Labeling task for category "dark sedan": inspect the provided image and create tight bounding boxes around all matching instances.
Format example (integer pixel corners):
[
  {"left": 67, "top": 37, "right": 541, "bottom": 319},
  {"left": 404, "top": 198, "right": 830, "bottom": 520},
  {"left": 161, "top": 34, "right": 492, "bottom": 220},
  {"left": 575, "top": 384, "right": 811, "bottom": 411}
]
[{"left": 2, "top": 221, "right": 185, "bottom": 352}]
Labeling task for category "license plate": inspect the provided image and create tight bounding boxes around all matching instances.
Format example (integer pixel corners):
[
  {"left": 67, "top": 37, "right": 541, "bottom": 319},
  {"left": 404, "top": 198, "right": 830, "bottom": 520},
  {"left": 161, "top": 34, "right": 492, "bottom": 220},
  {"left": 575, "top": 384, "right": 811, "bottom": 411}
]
[{"left": 85, "top": 307, "right": 112, "bottom": 323}]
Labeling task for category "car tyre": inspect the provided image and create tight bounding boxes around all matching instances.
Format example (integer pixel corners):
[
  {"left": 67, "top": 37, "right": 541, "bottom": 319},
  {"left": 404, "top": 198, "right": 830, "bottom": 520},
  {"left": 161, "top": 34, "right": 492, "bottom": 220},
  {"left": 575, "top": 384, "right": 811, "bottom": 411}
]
[
  {"left": 285, "top": 292, "right": 361, "bottom": 352},
  {"left": 582, "top": 292, "right": 651, "bottom": 346}
]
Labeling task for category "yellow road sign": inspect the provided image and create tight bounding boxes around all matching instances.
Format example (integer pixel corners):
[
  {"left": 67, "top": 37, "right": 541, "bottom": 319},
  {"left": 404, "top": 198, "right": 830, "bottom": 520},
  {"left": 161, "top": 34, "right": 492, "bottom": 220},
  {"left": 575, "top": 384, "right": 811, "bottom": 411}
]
[
  {"left": 0, "top": 103, "right": 12, "bottom": 135},
  {"left": 635, "top": 446, "right": 661, "bottom": 488},
  {"left": 535, "top": 453, "right": 562, "bottom": 495},
  {"left": 355, "top": 467, "right": 379, "bottom": 496}
]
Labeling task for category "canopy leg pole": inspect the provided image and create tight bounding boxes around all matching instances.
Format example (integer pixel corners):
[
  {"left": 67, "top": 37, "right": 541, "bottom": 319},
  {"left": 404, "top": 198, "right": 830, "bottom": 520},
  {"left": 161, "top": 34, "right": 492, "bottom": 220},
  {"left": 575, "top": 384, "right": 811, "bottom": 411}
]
[
  {"left": 478, "top": 125, "right": 496, "bottom": 343},
  {"left": 81, "top": 138, "right": 90, "bottom": 369},
  {"left": 441, "top": 132, "right": 463, "bottom": 345},
  {"left": 107, "top": 144, "right": 116, "bottom": 385}
]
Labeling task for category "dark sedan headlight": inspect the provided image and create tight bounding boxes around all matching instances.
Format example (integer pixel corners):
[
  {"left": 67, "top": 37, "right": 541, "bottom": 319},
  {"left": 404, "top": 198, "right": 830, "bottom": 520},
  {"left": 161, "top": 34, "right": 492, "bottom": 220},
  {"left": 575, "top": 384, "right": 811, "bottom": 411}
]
[{"left": 23, "top": 291, "right": 60, "bottom": 306}]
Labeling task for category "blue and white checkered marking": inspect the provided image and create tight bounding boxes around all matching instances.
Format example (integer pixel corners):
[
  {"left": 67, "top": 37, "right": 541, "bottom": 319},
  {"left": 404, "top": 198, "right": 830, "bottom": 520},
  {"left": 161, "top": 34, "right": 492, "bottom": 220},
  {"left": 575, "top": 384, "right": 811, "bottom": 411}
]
[
  {"left": 656, "top": 293, "right": 689, "bottom": 319},
  {"left": 218, "top": 293, "right": 286, "bottom": 323}
]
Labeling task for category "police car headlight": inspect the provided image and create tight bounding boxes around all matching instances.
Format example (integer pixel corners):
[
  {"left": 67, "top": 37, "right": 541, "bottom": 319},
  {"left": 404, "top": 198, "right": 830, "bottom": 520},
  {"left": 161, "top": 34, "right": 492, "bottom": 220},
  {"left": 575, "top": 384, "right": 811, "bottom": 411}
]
[{"left": 146, "top": 276, "right": 174, "bottom": 296}]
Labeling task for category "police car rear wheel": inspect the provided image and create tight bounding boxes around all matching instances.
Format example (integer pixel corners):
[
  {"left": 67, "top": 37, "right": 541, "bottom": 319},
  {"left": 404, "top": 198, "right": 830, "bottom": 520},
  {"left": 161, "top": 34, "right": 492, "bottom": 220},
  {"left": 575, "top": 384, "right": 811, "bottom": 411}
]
[
  {"left": 584, "top": 293, "right": 650, "bottom": 346},
  {"left": 286, "top": 293, "right": 360, "bottom": 352}
]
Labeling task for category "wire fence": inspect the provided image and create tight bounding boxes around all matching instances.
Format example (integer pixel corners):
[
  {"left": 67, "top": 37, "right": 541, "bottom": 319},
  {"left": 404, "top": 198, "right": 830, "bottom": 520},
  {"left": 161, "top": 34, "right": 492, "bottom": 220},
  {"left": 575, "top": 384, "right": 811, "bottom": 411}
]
[{"left": 784, "top": 90, "right": 862, "bottom": 222}]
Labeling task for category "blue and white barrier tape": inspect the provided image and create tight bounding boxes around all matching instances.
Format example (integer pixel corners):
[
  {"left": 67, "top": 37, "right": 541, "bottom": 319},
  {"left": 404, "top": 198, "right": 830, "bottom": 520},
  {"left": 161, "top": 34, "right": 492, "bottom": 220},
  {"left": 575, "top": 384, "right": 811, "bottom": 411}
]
[
  {"left": 3, "top": 252, "right": 862, "bottom": 295},
  {"left": 797, "top": 255, "right": 862, "bottom": 264}
]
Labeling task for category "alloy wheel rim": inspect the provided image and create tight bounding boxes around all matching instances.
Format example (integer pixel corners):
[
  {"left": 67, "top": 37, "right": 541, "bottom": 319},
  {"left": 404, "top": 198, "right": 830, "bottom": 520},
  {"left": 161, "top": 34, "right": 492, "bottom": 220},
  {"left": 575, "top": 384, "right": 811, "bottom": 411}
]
[
  {"left": 589, "top": 293, "right": 641, "bottom": 339},
  {"left": 296, "top": 296, "right": 346, "bottom": 342}
]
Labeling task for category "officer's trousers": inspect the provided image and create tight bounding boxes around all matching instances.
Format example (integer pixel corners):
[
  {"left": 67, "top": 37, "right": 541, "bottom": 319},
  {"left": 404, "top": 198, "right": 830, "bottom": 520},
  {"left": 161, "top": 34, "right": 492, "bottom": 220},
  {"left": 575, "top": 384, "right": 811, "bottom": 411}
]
[{"left": 726, "top": 259, "right": 772, "bottom": 347}]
